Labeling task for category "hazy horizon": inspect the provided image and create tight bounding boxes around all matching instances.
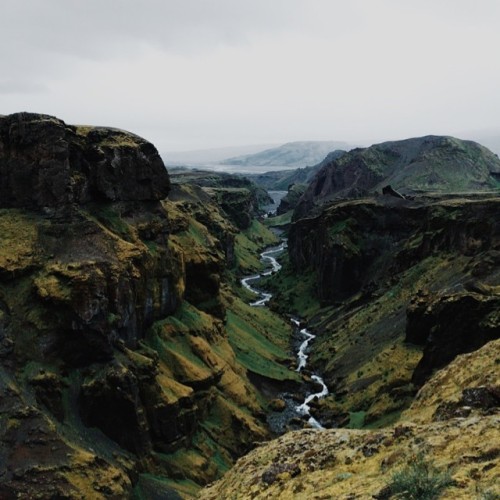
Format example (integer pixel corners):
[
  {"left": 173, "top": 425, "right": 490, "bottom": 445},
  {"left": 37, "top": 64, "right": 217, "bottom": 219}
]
[{"left": 1, "top": 1, "right": 500, "bottom": 153}]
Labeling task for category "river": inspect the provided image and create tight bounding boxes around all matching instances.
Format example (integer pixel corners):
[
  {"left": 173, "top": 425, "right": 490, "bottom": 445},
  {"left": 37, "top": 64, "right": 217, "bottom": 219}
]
[{"left": 240, "top": 241, "right": 329, "bottom": 430}]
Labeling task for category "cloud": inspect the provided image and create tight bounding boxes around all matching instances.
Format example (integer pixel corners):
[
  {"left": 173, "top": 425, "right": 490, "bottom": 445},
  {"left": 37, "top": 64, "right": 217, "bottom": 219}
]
[
  {"left": 0, "top": 80, "right": 48, "bottom": 95},
  {"left": 1, "top": 1, "right": 499, "bottom": 151}
]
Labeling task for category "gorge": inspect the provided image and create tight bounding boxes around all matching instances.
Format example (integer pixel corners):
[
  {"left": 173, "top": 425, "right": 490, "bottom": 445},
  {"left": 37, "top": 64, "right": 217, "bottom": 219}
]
[
  {"left": 240, "top": 241, "right": 330, "bottom": 431},
  {"left": 0, "top": 112, "right": 498, "bottom": 499}
]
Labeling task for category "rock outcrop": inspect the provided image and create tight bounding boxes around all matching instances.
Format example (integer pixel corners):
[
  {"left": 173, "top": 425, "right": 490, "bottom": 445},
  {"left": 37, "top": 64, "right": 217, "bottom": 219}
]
[
  {"left": 276, "top": 183, "right": 307, "bottom": 215},
  {"left": 0, "top": 112, "right": 170, "bottom": 208},
  {"left": 169, "top": 169, "right": 272, "bottom": 229},
  {"left": 407, "top": 287, "right": 500, "bottom": 385}
]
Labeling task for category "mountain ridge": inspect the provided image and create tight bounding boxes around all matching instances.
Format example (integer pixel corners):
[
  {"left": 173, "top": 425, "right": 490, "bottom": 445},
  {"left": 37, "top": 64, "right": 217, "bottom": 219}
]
[
  {"left": 294, "top": 135, "right": 500, "bottom": 219},
  {"left": 221, "top": 140, "right": 354, "bottom": 167}
]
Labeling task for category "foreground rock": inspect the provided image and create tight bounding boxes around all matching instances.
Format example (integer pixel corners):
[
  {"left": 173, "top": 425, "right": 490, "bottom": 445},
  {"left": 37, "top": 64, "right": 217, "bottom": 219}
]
[{"left": 200, "top": 340, "right": 500, "bottom": 499}]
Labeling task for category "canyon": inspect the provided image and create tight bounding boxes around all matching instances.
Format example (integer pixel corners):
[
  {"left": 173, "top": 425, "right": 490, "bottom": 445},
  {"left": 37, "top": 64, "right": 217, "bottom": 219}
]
[{"left": 0, "top": 112, "right": 499, "bottom": 499}]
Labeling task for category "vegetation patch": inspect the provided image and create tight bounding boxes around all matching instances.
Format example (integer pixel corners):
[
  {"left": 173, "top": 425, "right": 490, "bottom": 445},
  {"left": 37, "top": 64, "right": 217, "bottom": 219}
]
[
  {"left": 90, "top": 204, "right": 134, "bottom": 241},
  {"left": 263, "top": 210, "right": 293, "bottom": 230},
  {"left": 261, "top": 257, "right": 321, "bottom": 317},
  {"left": 387, "top": 454, "right": 454, "bottom": 500},
  {"left": 225, "top": 307, "right": 296, "bottom": 382},
  {"left": 234, "top": 219, "right": 279, "bottom": 272}
]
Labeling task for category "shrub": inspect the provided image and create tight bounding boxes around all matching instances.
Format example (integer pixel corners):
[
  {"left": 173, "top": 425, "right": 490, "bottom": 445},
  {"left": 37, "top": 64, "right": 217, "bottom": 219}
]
[{"left": 387, "top": 454, "right": 454, "bottom": 500}]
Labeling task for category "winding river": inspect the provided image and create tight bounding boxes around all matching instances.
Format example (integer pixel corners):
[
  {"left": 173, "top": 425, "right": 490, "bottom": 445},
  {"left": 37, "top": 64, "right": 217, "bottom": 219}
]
[{"left": 241, "top": 241, "right": 329, "bottom": 430}]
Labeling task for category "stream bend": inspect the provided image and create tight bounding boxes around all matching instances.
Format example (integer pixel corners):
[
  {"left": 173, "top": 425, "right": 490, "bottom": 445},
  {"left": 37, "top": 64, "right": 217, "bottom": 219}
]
[{"left": 241, "top": 241, "right": 329, "bottom": 430}]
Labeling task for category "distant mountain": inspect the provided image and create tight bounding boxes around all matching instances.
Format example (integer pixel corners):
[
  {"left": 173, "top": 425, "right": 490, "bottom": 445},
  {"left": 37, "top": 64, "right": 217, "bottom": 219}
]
[
  {"left": 245, "top": 150, "right": 347, "bottom": 190},
  {"left": 221, "top": 141, "right": 354, "bottom": 167},
  {"left": 295, "top": 135, "right": 500, "bottom": 219},
  {"left": 163, "top": 143, "right": 278, "bottom": 165}
]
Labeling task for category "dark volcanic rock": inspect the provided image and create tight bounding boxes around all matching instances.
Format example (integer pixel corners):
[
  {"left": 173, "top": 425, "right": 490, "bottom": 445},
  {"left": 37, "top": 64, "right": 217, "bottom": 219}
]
[
  {"left": 80, "top": 363, "right": 153, "bottom": 455},
  {"left": 407, "top": 291, "right": 500, "bottom": 385},
  {"left": 276, "top": 183, "right": 307, "bottom": 215},
  {"left": 289, "top": 196, "right": 500, "bottom": 304},
  {"left": 0, "top": 112, "right": 170, "bottom": 209}
]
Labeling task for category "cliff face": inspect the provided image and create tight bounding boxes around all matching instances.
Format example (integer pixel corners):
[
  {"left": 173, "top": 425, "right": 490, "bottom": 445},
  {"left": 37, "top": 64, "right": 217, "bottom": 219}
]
[
  {"left": 280, "top": 194, "right": 500, "bottom": 428},
  {"left": 0, "top": 113, "right": 177, "bottom": 362},
  {"left": 0, "top": 113, "right": 182, "bottom": 497},
  {"left": 0, "top": 113, "right": 293, "bottom": 498},
  {"left": 294, "top": 136, "right": 500, "bottom": 219},
  {"left": 290, "top": 196, "right": 500, "bottom": 304},
  {"left": 0, "top": 112, "right": 170, "bottom": 208}
]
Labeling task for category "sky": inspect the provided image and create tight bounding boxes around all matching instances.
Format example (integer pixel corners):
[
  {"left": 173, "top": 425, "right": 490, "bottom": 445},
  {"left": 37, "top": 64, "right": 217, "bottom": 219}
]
[{"left": 1, "top": 0, "right": 500, "bottom": 154}]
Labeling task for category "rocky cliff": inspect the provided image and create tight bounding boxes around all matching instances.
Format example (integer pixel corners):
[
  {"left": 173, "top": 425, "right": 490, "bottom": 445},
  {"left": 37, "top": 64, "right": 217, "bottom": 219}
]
[
  {"left": 0, "top": 113, "right": 295, "bottom": 498},
  {"left": 0, "top": 112, "right": 170, "bottom": 208},
  {"left": 294, "top": 136, "right": 500, "bottom": 219},
  {"left": 280, "top": 194, "right": 500, "bottom": 428}
]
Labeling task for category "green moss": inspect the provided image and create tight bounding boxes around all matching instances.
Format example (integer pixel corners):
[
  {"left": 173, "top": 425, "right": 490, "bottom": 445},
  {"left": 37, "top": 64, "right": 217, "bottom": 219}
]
[
  {"left": 186, "top": 219, "right": 211, "bottom": 247},
  {"left": 347, "top": 411, "right": 366, "bottom": 429},
  {"left": 364, "top": 410, "right": 403, "bottom": 429},
  {"left": 327, "top": 219, "right": 349, "bottom": 237},
  {"left": 0, "top": 209, "right": 41, "bottom": 273},
  {"left": 223, "top": 291, "right": 298, "bottom": 382},
  {"left": 260, "top": 256, "right": 320, "bottom": 317},
  {"left": 264, "top": 210, "right": 293, "bottom": 229},
  {"left": 132, "top": 473, "right": 200, "bottom": 499},
  {"left": 234, "top": 220, "right": 279, "bottom": 272},
  {"left": 91, "top": 205, "right": 133, "bottom": 241},
  {"left": 144, "top": 241, "right": 159, "bottom": 255}
]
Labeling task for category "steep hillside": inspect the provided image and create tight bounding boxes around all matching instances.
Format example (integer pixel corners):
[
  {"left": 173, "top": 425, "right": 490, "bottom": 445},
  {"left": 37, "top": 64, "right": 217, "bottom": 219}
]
[
  {"left": 169, "top": 169, "right": 272, "bottom": 229},
  {"left": 221, "top": 141, "right": 351, "bottom": 167},
  {"left": 0, "top": 113, "right": 296, "bottom": 499},
  {"left": 295, "top": 136, "right": 500, "bottom": 219}
]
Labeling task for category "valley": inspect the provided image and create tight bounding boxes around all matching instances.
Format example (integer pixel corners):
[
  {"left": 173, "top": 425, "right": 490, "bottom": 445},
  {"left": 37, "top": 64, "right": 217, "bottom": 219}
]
[{"left": 0, "top": 112, "right": 498, "bottom": 499}]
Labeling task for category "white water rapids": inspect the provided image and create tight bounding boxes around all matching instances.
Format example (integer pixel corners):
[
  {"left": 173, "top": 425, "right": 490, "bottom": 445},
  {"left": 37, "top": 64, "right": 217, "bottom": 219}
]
[
  {"left": 291, "top": 318, "right": 329, "bottom": 429},
  {"left": 241, "top": 242, "right": 286, "bottom": 306},
  {"left": 241, "top": 241, "right": 329, "bottom": 430}
]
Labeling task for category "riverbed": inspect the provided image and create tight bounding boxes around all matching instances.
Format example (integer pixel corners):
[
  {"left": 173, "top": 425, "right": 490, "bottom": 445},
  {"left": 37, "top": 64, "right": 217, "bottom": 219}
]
[{"left": 241, "top": 241, "right": 329, "bottom": 432}]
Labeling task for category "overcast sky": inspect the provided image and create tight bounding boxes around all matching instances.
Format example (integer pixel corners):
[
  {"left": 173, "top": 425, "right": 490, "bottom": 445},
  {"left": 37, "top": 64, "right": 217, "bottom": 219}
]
[{"left": 1, "top": 0, "right": 500, "bottom": 153}]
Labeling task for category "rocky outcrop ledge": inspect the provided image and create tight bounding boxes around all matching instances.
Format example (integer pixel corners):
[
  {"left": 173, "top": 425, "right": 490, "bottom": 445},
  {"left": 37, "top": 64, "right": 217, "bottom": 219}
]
[{"left": 0, "top": 112, "right": 170, "bottom": 208}]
